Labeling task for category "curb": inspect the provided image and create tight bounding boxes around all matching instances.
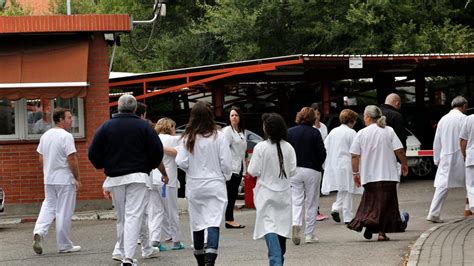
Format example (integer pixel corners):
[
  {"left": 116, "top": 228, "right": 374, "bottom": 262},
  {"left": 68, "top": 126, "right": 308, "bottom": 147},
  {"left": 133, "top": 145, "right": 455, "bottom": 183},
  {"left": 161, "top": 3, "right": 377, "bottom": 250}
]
[{"left": 406, "top": 218, "right": 464, "bottom": 266}]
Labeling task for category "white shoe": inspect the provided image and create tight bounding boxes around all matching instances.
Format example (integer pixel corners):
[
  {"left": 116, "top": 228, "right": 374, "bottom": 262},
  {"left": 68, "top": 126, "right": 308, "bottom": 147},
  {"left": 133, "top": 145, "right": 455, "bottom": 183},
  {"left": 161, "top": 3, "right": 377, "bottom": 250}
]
[
  {"left": 33, "top": 233, "right": 43, "bottom": 255},
  {"left": 59, "top": 245, "right": 81, "bottom": 253},
  {"left": 112, "top": 254, "right": 123, "bottom": 261},
  {"left": 426, "top": 215, "right": 444, "bottom": 223},
  {"left": 121, "top": 258, "right": 138, "bottom": 266},
  {"left": 305, "top": 235, "right": 319, "bottom": 243},
  {"left": 143, "top": 248, "right": 160, "bottom": 259},
  {"left": 292, "top": 225, "right": 301, "bottom": 245}
]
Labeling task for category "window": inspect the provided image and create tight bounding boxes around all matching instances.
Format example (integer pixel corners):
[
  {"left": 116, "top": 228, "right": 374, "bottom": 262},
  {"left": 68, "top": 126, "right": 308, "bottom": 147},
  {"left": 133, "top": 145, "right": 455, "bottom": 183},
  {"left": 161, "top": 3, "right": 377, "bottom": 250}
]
[
  {"left": 0, "top": 97, "right": 84, "bottom": 140},
  {"left": 0, "top": 98, "right": 17, "bottom": 136}
]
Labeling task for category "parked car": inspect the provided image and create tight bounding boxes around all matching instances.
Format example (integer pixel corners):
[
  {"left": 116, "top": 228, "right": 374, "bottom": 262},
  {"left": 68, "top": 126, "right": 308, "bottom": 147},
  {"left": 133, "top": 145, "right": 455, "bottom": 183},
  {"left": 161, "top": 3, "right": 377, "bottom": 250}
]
[
  {"left": 405, "top": 128, "right": 435, "bottom": 178},
  {"left": 0, "top": 187, "right": 5, "bottom": 214},
  {"left": 175, "top": 122, "right": 264, "bottom": 198}
]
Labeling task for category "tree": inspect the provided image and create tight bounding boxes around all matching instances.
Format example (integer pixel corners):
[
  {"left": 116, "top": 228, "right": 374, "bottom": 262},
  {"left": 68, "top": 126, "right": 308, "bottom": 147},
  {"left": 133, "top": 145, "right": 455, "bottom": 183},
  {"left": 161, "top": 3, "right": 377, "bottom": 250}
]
[{"left": 45, "top": 0, "right": 474, "bottom": 72}]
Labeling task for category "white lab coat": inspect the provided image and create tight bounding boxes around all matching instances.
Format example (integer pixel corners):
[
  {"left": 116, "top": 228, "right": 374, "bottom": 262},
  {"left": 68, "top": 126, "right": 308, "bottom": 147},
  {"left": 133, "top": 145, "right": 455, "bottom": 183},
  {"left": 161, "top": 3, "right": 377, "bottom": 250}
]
[
  {"left": 175, "top": 131, "right": 232, "bottom": 231},
  {"left": 349, "top": 124, "right": 403, "bottom": 185},
  {"left": 322, "top": 124, "right": 363, "bottom": 195},
  {"left": 460, "top": 115, "right": 474, "bottom": 210},
  {"left": 314, "top": 122, "right": 328, "bottom": 140},
  {"left": 247, "top": 140, "right": 297, "bottom": 239},
  {"left": 433, "top": 109, "right": 466, "bottom": 188},
  {"left": 222, "top": 126, "right": 247, "bottom": 174}
]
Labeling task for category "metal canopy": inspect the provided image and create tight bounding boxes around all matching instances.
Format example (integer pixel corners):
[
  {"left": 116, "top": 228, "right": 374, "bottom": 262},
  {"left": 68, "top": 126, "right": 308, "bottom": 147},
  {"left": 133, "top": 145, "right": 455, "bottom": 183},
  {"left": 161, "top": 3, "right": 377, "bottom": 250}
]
[{"left": 109, "top": 53, "right": 474, "bottom": 107}]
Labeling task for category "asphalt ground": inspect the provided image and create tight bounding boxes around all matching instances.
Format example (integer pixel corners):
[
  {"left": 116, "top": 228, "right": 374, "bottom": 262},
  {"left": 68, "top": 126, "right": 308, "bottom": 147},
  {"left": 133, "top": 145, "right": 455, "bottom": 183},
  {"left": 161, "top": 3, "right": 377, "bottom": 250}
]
[{"left": 0, "top": 178, "right": 468, "bottom": 266}]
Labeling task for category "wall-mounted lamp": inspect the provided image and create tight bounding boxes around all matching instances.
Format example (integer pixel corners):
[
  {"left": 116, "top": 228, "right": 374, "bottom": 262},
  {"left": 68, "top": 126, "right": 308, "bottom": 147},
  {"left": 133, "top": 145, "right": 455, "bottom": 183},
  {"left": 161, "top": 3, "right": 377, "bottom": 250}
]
[{"left": 132, "top": 0, "right": 167, "bottom": 28}]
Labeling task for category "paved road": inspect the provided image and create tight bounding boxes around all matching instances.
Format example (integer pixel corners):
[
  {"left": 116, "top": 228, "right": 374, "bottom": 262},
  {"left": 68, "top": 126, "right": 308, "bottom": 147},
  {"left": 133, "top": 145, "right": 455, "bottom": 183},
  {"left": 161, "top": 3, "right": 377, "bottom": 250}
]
[{"left": 0, "top": 178, "right": 468, "bottom": 265}]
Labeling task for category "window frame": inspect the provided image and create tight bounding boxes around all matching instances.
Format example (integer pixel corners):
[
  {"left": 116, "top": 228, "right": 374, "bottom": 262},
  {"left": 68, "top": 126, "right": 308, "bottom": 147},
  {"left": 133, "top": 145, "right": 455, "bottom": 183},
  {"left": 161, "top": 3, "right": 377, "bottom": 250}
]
[{"left": 0, "top": 98, "right": 85, "bottom": 141}]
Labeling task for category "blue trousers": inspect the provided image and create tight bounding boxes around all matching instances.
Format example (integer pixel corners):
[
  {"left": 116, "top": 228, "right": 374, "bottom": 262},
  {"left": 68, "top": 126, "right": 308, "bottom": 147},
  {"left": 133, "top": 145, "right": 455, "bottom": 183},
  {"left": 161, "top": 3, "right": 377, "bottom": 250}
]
[
  {"left": 193, "top": 227, "right": 219, "bottom": 254},
  {"left": 264, "top": 233, "right": 286, "bottom": 266}
]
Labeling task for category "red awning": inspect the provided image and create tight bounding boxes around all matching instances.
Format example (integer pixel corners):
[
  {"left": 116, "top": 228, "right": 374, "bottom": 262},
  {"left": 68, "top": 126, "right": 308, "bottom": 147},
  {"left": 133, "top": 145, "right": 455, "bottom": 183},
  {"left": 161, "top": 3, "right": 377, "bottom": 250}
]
[{"left": 0, "top": 35, "right": 89, "bottom": 100}]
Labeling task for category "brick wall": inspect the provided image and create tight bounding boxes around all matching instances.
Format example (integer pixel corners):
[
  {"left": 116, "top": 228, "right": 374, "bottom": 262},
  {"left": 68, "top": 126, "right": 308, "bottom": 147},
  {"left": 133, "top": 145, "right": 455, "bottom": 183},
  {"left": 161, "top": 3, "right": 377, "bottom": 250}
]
[{"left": 0, "top": 33, "right": 110, "bottom": 205}]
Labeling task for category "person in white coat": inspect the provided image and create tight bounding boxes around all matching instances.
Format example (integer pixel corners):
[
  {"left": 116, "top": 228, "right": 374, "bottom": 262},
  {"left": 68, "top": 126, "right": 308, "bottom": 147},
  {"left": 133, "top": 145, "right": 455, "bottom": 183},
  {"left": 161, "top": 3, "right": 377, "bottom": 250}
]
[
  {"left": 33, "top": 108, "right": 81, "bottom": 255},
  {"left": 175, "top": 101, "right": 232, "bottom": 266},
  {"left": 148, "top": 118, "right": 185, "bottom": 251},
  {"left": 311, "top": 102, "right": 329, "bottom": 222},
  {"left": 248, "top": 113, "right": 297, "bottom": 266},
  {"left": 427, "top": 96, "right": 468, "bottom": 223},
  {"left": 222, "top": 107, "right": 247, "bottom": 229},
  {"left": 460, "top": 113, "right": 474, "bottom": 212},
  {"left": 348, "top": 105, "right": 409, "bottom": 241},
  {"left": 321, "top": 109, "right": 363, "bottom": 224}
]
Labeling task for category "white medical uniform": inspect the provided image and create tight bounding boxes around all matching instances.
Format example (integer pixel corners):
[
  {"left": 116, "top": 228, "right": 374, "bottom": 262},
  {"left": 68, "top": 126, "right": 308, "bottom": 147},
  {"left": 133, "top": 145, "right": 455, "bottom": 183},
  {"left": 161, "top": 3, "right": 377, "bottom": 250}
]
[
  {"left": 428, "top": 109, "right": 467, "bottom": 218},
  {"left": 349, "top": 124, "right": 403, "bottom": 185},
  {"left": 175, "top": 132, "right": 232, "bottom": 231},
  {"left": 103, "top": 173, "right": 154, "bottom": 259},
  {"left": 34, "top": 128, "right": 78, "bottom": 251},
  {"left": 322, "top": 124, "right": 363, "bottom": 222},
  {"left": 148, "top": 134, "right": 181, "bottom": 243},
  {"left": 460, "top": 115, "right": 474, "bottom": 211},
  {"left": 248, "top": 140, "right": 297, "bottom": 239}
]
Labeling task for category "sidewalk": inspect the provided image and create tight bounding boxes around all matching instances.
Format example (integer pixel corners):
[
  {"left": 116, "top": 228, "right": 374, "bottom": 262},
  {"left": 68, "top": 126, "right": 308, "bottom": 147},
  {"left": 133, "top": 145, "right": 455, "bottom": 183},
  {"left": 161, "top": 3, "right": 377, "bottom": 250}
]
[
  {"left": 407, "top": 215, "right": 474, "bottom": 266},
  {"left": 0, "top": 198, "right": 246, "bottom": 225}
]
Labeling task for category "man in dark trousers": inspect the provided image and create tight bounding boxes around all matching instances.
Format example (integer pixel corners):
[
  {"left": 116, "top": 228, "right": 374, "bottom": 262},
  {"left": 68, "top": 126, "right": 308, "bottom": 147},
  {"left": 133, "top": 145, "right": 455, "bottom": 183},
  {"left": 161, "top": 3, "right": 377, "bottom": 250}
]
[{"left": 380, "top": 93, "right": 407, "bottom": 150}]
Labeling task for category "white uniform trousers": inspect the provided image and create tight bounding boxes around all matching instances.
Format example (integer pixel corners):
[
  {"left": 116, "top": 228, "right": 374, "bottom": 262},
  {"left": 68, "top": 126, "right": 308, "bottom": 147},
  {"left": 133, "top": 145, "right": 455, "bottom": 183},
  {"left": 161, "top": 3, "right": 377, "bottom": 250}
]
[
  {"left": 466, "top": 166, "right": 474, "bottom": 211},
  {"left": 110, "top": 183, "right": 153, "bottom": 259},
  {"left": 164, "top": 187, "right": 181, "bottom": 242},
  {"left": 291, "top": 167, "right": 321, "bottom": 237},
  {"left": 428, "top": 186, "right": 449, "bottom": 218},
  {"left": 148, "top": 185, "right": 173, "bottom": 242},
  {"left": 33, "top": 184, "right": 76, "bottom": 251},
  {"left": 331, "top": 191, "right": 354, "bottom": 223}
]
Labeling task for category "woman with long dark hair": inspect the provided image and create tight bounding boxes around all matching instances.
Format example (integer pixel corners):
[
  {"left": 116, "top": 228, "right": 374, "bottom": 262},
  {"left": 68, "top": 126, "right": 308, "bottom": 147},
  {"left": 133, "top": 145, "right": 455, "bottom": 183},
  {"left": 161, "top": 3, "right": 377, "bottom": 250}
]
[
  {"left": 175, "top": 102, "right": 232, "bottom": 266},
  {"left": 248, "top": 113, "right": 297, "bottom": 265},
  {"left": 222, "top": 107, "right": 247, "bottom": 229}
]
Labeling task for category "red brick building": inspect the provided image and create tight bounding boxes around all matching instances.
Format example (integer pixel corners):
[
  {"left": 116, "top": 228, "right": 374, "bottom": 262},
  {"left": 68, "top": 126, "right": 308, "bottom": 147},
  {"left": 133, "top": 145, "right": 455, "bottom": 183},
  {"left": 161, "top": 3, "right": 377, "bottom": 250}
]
[{"left": 0, "top": 14, "right": 130, "bottom": 214}]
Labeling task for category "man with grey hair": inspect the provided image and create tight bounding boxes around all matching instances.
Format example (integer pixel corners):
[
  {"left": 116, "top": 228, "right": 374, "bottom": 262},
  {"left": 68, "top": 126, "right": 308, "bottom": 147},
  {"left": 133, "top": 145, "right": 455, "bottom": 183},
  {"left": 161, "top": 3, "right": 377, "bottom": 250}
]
[
  {"left": 88, "top": 95, "right": 165, "bottom": 265},
  {"left": 427, "top": 96, "right": 468, "bottom": 223}
]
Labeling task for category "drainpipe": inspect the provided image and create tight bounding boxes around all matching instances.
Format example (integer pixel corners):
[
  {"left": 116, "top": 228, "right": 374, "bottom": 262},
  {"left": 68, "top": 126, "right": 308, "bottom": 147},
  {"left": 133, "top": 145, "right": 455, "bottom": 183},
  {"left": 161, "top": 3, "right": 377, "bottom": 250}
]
[{"left": 67, "top": 0, "right": 71, "bottom": 15}]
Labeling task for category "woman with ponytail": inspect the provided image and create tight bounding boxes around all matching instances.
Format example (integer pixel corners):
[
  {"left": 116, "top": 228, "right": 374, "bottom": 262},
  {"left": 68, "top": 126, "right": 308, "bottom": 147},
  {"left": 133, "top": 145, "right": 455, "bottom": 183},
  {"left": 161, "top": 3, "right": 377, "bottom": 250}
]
[
  {"left": 248, "top": 113, "right": 297, "bottom": 266},
  {"left": 347, "top": 105, "right": 410, "bottom": 241}
]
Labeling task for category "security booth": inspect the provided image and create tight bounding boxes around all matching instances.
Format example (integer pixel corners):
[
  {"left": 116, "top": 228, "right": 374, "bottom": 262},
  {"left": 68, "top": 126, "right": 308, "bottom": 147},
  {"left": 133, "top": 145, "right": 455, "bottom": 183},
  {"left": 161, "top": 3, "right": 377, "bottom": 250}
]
[{"left": 0, "top": 14, "right": 130, "bottom": 215}]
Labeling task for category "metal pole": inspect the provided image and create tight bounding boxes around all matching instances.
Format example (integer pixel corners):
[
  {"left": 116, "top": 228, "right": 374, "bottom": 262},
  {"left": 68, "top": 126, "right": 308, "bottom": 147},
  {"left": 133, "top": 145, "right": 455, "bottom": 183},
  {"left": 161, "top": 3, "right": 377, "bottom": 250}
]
[{"left": 66, "top": 0, "right": 71, "bottom": 15}]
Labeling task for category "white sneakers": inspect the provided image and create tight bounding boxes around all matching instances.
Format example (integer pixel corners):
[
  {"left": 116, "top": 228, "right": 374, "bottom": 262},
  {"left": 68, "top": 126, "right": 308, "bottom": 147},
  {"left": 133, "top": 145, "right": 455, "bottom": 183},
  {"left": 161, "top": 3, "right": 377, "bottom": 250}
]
[
  {"left": 33, "top": 233, "right": 81, "bottom": 254},
  {"left": 305, "top": 235, "right": 319, "bottom": 243},
  {"left": 292, "top": 225, "right": 301, "bottom": 245},
  {"left": 121, "top": 258, "right": 138, "bottom": 266},
  {"left": 426, "top": 215, "right": 444, "bottom": 223},
  {"left": 292, "top": 226, "right": 319, "bottom": 244},
  {"left": 33, "top": 233, "right": 43, "bottom": 255},
  {"left": 143, "top": 248, "right": 160, "bottom": 259},
  {"left": 59, "top": 246, "right": 81, "bottom": 253}
]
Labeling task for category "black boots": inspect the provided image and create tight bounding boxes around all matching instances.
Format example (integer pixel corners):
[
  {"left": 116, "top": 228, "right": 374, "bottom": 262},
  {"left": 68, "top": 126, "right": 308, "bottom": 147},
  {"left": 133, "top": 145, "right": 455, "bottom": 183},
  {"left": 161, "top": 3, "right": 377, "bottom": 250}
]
[
  {"left": 205, "top": 253, "right": 218, "bottom": 266},
  {"left": 194, "top": 254, "right": 205, "bottom": 266},
  {"left": 195, "top": 251, "right": 217, "bottom": 266}
]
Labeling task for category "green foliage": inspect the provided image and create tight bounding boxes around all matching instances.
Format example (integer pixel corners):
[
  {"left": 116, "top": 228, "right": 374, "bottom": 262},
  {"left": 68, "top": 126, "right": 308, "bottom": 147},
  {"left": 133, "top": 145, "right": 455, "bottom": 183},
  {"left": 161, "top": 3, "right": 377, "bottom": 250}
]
[
  {"left": 0, "top": 0, "right": 32, "bottom": 16},
  {"left": 40, "top": 0, "right": 474, "bottom": 72}
]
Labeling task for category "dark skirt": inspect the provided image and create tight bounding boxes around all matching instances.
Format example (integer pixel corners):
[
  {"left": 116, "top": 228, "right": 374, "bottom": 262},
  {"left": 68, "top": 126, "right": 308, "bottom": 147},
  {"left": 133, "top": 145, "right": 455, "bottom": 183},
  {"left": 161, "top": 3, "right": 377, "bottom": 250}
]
[{"left": 347, "top": 181, "right": 405, "bottom": 233}]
